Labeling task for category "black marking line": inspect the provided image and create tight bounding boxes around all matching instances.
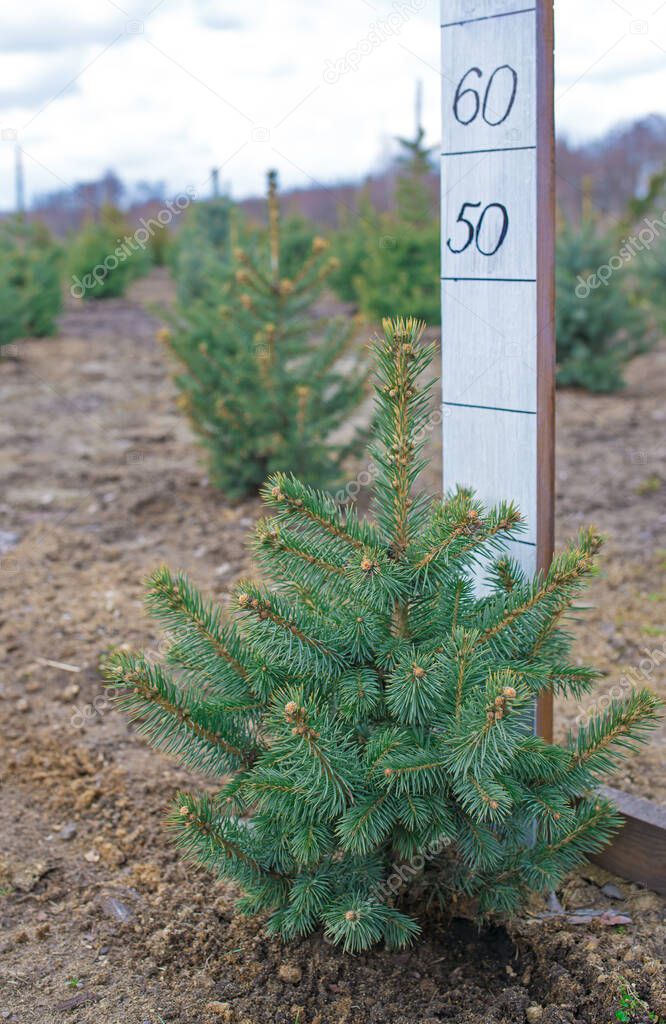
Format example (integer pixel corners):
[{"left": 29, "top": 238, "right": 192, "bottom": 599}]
[
  {"left": 443, "top": 401, "right": 536, "bottom": 415},
  {"left": 442, "top": 145, "right": 536, "bottom": 156},
  {"left": 441, "top": 276, "right": 536, "bottom": 283},
  {"left": 442, "top": 7, "right": 536, "bottom": 29}
]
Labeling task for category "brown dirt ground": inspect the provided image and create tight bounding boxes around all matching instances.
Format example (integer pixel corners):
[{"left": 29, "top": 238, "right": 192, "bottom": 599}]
[{"left": 1, "top": 270, "right": 664, "bottom": 1024}]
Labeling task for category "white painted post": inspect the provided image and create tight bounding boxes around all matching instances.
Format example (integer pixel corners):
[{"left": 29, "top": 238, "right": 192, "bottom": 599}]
[{"left": 440, "top": 0, "right": 555, "bottom": 736}]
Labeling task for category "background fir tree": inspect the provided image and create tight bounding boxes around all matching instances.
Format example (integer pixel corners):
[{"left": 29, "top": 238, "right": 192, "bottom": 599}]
[
  {"left": 104, "top": 317, "right": 660, "bottom": 952},
  {"left": 68, "top": 205, "right": 150, "bottom": 300},
  {"left": 556, "top": 206, "right": 651, "bottom": 392},
  {"left": 160, "top": 169, "right": 370, "bottom": 499},
  {"left": 0, "top": 217, "right": 62, "bottom": 347},
  {"left": 171, "top": 195, "right": 237, "bottom": 307},
  {"left": 354, "top": 127, "right": 440, "bottom": 323}
]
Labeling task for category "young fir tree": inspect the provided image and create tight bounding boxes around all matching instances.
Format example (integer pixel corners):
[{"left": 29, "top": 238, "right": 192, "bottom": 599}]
[
  {"left": 0, "top": 217, "right": 62, "bottom": 346},
  {"left": 556, "top": 209, "right": 650, "bottom": 392},
  {"left": 161, "top": 170, "right": 369, "bottom": 499},
  {"left": 68, "top": 205, "right": 149, "bottom": 300},
  {"left": 172, "top": 196, "right": 235, "bottom": 307},
  {"left": 104, "top": 319, "right": 659, "bottom": 952}
]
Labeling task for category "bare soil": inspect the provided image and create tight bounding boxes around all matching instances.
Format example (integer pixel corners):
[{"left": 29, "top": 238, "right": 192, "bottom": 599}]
[{"left": 1, "top": 270, "right": 664, "bottom": 1023}]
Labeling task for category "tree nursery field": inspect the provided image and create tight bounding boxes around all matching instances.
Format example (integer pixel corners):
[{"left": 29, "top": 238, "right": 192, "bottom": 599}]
[{"left": 0, "top": 270, "right": 664, "bottom": 1023}]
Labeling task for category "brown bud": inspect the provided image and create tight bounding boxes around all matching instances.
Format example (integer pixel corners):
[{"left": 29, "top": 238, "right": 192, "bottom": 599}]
[
  {"left": 235, "top": 268, "right": 250, "bottom": 284},
  {"left": 312, "top": 235, "right": 329, "bottom": 254},
  {"left": 179, "top": 805, "right": 189, "bottom": 816},
  {"left": 233, "top": 247, "right": 248, "bottom": 263},
  {"left": 345, "top": 910, "right": 359, "bottom": 921},
  {"left": 239, "top": 293, "right": 253, "bottom": 310},
  {"left": 280, "top": 278, "right": 294, "bottom": 295},
  {"left": 494, "top": 696, "right": 505, "bottom": 708},
  {"left": 489, "top": 800, "right": 499, "bottom": 810},
  {"left": 502, "top": 686, "right": 517, "bottom": 699},
  {"left": 467, "top": 509, "right": 479, "bottom": 520},
  {"left": 384, "top": 767, "right": 393, "bottom": 777},
  {"left": 271, "top": 485, "right": 284, "bottom": 500},
  {"left": 284, "top": 700, "right": 298, "bottom": 716},
  {"left": 553, "top": 812, "right": 561, "bottom": 820},
  {"left": 412, "top": 665, "right": 426, "bottom": 679},
  {"left": 238, "top": 592, "right": 250, "bottom": 606},
  {"left": 360, "top": 557, "right": 374, "bottom": 572}
]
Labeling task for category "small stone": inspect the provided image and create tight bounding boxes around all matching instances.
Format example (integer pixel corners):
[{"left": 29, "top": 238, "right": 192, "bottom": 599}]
[
  {"left": 101, "top": 897, "right": 132, "bottom": 923},
  {"left": 58, "top": 823, "right": 77, "bottom": 841},
  {"left": 600, "top": 882, "right": 625, "bottom": 900},
  {"left": 15, "top": 698, "right": 29, "bottom": 713},
  {"left": 526, "top": 1007, "right": 543, "bottom": 1023},
  {"left": 278, "top": 963, "right": 302, "bottom": 984},
  {"left": 205, "top": 1002, "right": 233, "bottom": 1021},
  {"left": 60, "top": 683, "right": 80, "bottom": 702}
]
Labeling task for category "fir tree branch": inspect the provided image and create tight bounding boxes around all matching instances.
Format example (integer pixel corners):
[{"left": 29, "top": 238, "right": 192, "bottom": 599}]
[
  {"left": 147, "top": 567, "right": 251, "bottom": 682},
  {"left": 570, "top": 689, "right": 661, "bottom": 773},
  {"left": 170, "top": 792, "right": 283, "bottom": 880},
  {"left": 103, "top": 652, "right": 258, "bottom": 770},
  {"left": 263, "top": 473, "right": 370, "bottom": 551},
  {"left": 371, "top": 317, "right": 434, "bottom": 557},
  {"left": 237, "top": 587, "right": 338, "bottom": 659},
  {"left": 478, "top": 529, "right": 602, "bottom": 647}
]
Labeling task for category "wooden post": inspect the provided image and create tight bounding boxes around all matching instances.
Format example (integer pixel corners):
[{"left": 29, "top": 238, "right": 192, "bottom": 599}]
[{"left": 440, "top": 0, "right": 555, "bottom": 741}]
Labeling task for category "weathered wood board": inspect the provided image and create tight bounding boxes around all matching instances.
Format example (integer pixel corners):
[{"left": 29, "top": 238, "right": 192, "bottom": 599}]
[
  {"left": 440, "top": 0, "right": 555, "bottom": 737},
  {"left": 440, "top": 0, "right": 554, "bottom": 576}
]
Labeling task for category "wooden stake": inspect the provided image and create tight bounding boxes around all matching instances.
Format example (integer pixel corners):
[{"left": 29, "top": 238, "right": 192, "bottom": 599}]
[
  {"left": 440, "top": 0, "right": 555, "bottom": 741},
  {"left": 535, "top": 0, "right": 556, "bottom": 742}
]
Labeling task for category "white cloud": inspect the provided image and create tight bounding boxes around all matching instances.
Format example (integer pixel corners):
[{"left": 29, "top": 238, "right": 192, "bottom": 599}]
[{"left": 0, "top": 0, "right": 665, "bottom": 210}]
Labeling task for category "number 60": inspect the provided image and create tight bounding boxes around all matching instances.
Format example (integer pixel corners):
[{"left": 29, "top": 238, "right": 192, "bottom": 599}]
[{"left": 453, "top": 65, "right": 518, "bottom": 127}]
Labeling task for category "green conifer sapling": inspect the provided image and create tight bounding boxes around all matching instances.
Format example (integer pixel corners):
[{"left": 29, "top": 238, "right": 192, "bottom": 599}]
[
  {"left": 161, "top": 170, "right": 369, "bottom": 498},
  {"left": 105, "top": 318, "right": 660, "bottom": 951}
]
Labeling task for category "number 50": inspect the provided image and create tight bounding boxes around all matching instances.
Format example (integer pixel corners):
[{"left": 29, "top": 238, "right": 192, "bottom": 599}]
[{"left": 446, "top": 201, "right": 509, "bottom": 257}]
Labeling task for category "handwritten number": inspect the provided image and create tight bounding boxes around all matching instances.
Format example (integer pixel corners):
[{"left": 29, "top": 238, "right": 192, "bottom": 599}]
[
  {"left": 475, "top": 203, "right": 509, "bottom": 255},
  {"left": 453, "top": 64, "right": 518, "bottom": 126},
  {"left": 446, "top": 202, "right": 482, "bottom": 254},
  {"left": 446, "top": 202, "right": 509, "bottom": 257},
  {"left": 452, "top": 67, "right": 482, "bottom": 125},
  {"left": 482, "top": 65, "right": 518, "bottom": 126}
]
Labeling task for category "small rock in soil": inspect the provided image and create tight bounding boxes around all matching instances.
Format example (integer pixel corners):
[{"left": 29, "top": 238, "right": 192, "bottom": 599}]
[
  {"left": 204, "top": 1002, "right": 234, "bottom": 1021},
  {"left": 9, "top": 860, "right": 50, "bottom": 893},
  {"left": 15, "top": 698, "right": 30, "bottom": 713},
  {"left": 58, "top": 823, "right": 77, "bottom": 841},
  {"left": 56, "top": 992, "right": 99, "bottom": 1012},
  {"left": 526, "top": 1007, "right": 544, "bottom": 1023},
  {"left": 600, "top": 882, "right": 625, "bottom": 900},
  {"left": 101, "top": 896, "right": 132, "bottom": 922},
  {"left": 0, "top": 531, "right": 19, "bottom": 555},
  {"left": 59, "top": 683, "right": 80, "bottom": 702},
  {"left": 278, "top": 963, "right": 302, "bottom": 984}
]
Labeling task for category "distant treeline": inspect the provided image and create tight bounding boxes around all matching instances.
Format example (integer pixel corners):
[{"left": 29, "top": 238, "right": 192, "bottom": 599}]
[{"left": 9, "top": 113, "right": 666, "bottom": 237}]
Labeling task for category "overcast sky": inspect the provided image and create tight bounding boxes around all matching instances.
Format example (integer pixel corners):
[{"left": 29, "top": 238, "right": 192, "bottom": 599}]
[{"left": 1, "top": 0, "right": 665, "bottom": 210}]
